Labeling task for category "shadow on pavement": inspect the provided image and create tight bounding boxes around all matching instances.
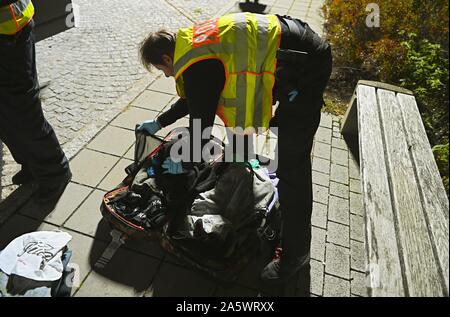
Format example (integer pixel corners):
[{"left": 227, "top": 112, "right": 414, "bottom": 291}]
[
  {"left": 85, "top": 216, "right": 311, "bottom": 297},
  {"left": 0, "top": 204, "right": 54, "bottom": 250},
  {"left": 88, "top": 219, "right": 162, "bottom": 293}
]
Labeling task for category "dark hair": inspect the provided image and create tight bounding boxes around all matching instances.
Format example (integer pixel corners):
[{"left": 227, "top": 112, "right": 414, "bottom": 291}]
[{"left": 140, "top": 30, "right": 176, "bottom": 71}]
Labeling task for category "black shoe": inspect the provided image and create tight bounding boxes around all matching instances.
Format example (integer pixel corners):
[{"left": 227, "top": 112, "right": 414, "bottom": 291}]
[
  {"left": 12, "top": 168, "right": 33, "bottom": 185},
  {"left": 261, "top": 247, "right": 310, "bottom": 286},
  {"left": 34, "top": 170, "right": 72, "bottom": 205}
]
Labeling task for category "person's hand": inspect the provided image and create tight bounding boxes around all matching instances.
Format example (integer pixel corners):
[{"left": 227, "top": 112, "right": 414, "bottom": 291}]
[
  {"left": 137, "top": 119, "right": 161, "bottom": 135},
  {"left": 162, "top": 157, "right": 185, "bottom": 174}
]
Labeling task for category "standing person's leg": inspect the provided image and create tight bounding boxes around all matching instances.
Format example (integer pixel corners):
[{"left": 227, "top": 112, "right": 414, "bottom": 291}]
[
  {"left": 0, "top": 28, "right": 31, "bottom": 183},
  {"left": 0, "top": 21, "right": 70, "bottom": 202},
  {"left": 277, "top": 89, "right": 321, "bottom": 259},
  {"left": 261, "top": 45, "right": 332, "bottom": 285}
]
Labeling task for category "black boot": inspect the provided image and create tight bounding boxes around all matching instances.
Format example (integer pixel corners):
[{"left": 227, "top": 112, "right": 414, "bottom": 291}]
[{"left": 11, "top": 167, "right": 33, "bottom": 185}]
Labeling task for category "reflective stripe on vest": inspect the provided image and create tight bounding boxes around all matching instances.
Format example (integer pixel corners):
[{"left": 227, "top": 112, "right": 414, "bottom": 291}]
[
  {"left": 173, "top": 13, "right": 281, "bottom": 132},
  {"left": 0, "top": 0, "right": 34, "bottom": 35}
]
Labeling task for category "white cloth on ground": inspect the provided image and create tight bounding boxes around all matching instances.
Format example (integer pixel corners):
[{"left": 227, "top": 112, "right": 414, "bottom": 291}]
[{"left": 0, "top": 231, "right": 72, "bottom": 282}]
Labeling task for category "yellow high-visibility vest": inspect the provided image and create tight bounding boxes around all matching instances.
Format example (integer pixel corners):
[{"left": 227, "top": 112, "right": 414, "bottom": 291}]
[
  {"left": 0, "top": 0, "right": 34, "bottom": 35},
  {"left": 174, "top": 12, "right": 281, "bottom": 132}
]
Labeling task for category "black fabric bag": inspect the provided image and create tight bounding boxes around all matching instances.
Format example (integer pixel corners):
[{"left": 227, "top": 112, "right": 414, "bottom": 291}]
[{"left": 99, "top": 128, "right": 280, "bottom": 283}]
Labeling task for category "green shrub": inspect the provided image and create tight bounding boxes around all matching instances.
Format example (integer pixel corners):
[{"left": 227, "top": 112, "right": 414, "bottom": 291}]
[
  {"left": 433, "top": 144, "right": 449, "bottom": 195},
  {"left": 323, "top": 0, "right": 449, "bottom": 195}
]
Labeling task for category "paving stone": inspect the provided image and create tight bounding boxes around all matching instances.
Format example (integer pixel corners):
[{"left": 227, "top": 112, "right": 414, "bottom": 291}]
[
  {"left": 332, "top": 137, "right": 348, "bottom": 151},
  {"left": 289, "top": 9, "right": 307, "bottom": 20},
  {"left": 325, "top": 243, "right": 350, "bottom": 279},
  {"left": 351, "top": 270, "right": 368, "bottom": 297},
  {"left": 147, "top": 76, "right": 177, "bottom": 95},
  {"left": 70, "top": 149, "right": 119, "bottom": 187},
  {"left": 273, "top": 0, "right": 293, "bottom": 9},
  {"left": 330, "top": 163, "right": 348, "bottom": 184},
  {"left": 327, "top": 221, "right": 350, "bottom": 247},
  {"left": 315, "top": 127, "right": 332, "bottom": 144},
  {"left": 309, "top": 259, "right": 324, "bottom": 296},
  {"left": 111, "top": 108, "right": 159, "bottom": 131},
  {"left": 311, "top": 226, "right": 326, "bottom": 262},
  {"left": 312, "top": 202, "right": 327, "bottom": 229},
  {"left": 312, "top": 170, "right": 329, "bottom": 187},
  {"left": 147, "top": 261, "right": 216, "bottom": 297},
  {"left": 63, "top": 228, "right": 108, "bottom": 295},
  {"left": 87, "top": 126, "right": 135, "bottom": 157},
  {"left": 312, "top": 157, "right": 330, "bottom": 174},
  {"left": 350, "top": 178, "right": 362, "bottom": 194},
  {"left": 313, "top": 184, "right": 329, "bottom": 205},
  {"left": 269, "top": 6, "right": 289, "bottom": 15},
  {"left": 332, "top": 132, "right": 341, "bottom": 139},
  {"left": 131, "top": 90, "right": 174, "bottom": 112},
  {"left": 0, "top": 214, "right": 57, "bottom": 250},
  {"left": 328, "top": 196, "right": 349, "bottom": 225},
  {"left": 319, "top": 112, "right": 333, "bottom": 128},
  {"left": 350, "top": 240, "right": 366, "bottom": 273},
  {"left": 98, "top": 158, "right": 134, "bottom": 191},
  {"left": 64, "top": 190, "right": 107, "bottom": 237},
  {"left": 349, "top": 156, "right": 360, "bottom": 180},
  {"left": 323, "top": 274, "right": 350, "bottom": 297},
  {"left": 350, "top": 192, "right": 364, "bottom": 216},
  {"left": 329, "top": 181, "right": 349, "bottom": 199},
  {"left": 313, "top": 142, "right": 331, "bottom": 160},
  {"left": 350, "top": 214, "right": 365, "bottom": 243},
  {"left": 331, "top": 147, "right": 348, "bottom": 166},
  {"left": 75, "top": 248, "right": 160, "bottom": 297},
  {"left": 19, "top": 182, "right": 92, "bottom": 226},
  {"left": 124, "top": 144, "right": 135, "bottom": 160}
]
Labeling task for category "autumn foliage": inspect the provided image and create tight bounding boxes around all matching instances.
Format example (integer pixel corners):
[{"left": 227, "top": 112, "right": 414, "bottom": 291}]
[{"left": 323, "top": 0, "right": 449, "bottom": 194}]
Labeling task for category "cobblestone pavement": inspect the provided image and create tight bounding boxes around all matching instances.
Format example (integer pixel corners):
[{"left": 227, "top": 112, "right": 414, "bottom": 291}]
[
  {"left": 0, "top": 0, "right": 233, "bottom": 201},
  {"left": 0, "top": 0, "right": 368, "bottom": 297}
]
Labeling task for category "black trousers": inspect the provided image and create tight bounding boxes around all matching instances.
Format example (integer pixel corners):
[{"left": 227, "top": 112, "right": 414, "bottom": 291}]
[
  {"left": 0, "top": 20, "right": 69, "bottom": 187},
  {"left": 273, "top": 18, "right": 333, "bottom": 260}
]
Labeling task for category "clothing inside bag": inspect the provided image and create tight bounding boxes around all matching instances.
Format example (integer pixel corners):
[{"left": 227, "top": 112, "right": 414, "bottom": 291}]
[{"left": 103, "top": 128, "right": 279, "bottom": 269}]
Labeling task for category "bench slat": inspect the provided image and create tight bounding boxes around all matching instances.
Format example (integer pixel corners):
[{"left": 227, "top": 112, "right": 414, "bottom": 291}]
[
  {"left": 397, "top": 93, "right": 449, "bottom": 295},
  {"left": 378, "top": 89, "right": 445, "bottom": 296},
  {"left": 357, "top": 85, "right": 405, "bottom": 296}
]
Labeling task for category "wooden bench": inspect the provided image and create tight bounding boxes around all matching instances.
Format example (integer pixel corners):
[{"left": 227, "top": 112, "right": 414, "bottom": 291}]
[{"left": 341, "top": 80, "right": 449, "bottom": 297}]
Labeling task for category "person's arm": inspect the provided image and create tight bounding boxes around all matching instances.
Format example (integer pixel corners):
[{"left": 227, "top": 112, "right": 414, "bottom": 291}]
[
  {"left": 182, "top": 59, "right": 225, "bottom": 162},
  {"left": 0, "top": 0, "right": 18, "bottom": 7},
  {"left": 157, "top": 98, "right": 189, "bottom": 127}
]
